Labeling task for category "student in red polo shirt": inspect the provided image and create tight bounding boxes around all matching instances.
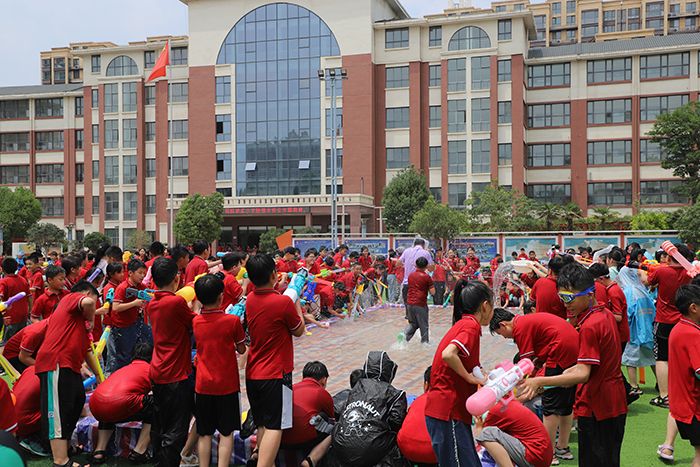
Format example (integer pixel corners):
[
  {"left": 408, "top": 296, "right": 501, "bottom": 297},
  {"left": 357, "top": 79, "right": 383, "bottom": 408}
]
[
  {"left": 60, "top": 257, "right": 81, "bottom": 292},
  {"left": 397, "top": 366, "right": 438, "bottom": 466},
  {"left": 1, "top": 318, "right": 48, "bottom": 374},
  {"left": 0, "top": 257, "right": 32, "bottom": 346},
  {"left": 276, "top": 246, "right": 299, "bottom": 274},
  {"left": 13, "top": 365, "right": 42, "bottom": 441},
  {"left": 29, "top": 265, "right": 67, "bottom": 323},
  {"left": 0, "top": 378, "right": 17, "bottom": 434},
  {"left": 319, "top": 257, "right": 339, "bottom": 282},
  {"left": 489, "top": 308, "right": 579, "bottom": 464},
  {"left": 149, "top": 257, "right": 198, "bottom": 467},
  {"left": 530, "top": 256, "right": 568, "bottom": 320},
  {"left": 432, "top": 247, "right": 449, "bottom": 306},
  {"left": 332, "top": 245, "right": 348, "bottom": 268},
  {"left": 519, "top": 263, "right": 627, "bottom": 467},
  {"left": 184, "top": 240, "right": 212, "bottom": 284},
  {"left": 220, "top": 253, "right": 244, "bottom": 310},
  {"left": 425, "top": 280, "right": 492, "bottom": 467},
  {"left": 403, "top": 257, "right": 435, "bottom": 344},
  {"left": 192, "top": 274, "right": 247, "bottom": 467},
  {"left": 245, "top": 254, "right": 305, "bottom": 467},
  {"left": 24, "top": 255, "right": 45, "bottom": 308},
  {"left": 302, "top": 250, "right": 321, "bottom": 276},
  {"left": 665, "top": 284, "right": 700, "bottom": 466},
  {"left": 170, "top": 244, "right": 191, "bottom": 290},
  {"left": 358, "top": 247, "right": 373, "bottom": 271}
]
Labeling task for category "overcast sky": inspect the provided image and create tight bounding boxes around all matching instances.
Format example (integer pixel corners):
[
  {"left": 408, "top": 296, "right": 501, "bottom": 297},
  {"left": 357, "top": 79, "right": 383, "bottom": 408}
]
[{"left": 0, "top": 0, "right": 497, "bottom": 87}]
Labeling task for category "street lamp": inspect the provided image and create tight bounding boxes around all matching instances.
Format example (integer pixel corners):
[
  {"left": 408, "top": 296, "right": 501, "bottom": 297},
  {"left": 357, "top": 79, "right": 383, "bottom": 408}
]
[
  {"left": 67, "top": 223, "right": 75, "bottom": 252},
  {"left": 318, "top": 68, "right": 348, "bottom": 249}
]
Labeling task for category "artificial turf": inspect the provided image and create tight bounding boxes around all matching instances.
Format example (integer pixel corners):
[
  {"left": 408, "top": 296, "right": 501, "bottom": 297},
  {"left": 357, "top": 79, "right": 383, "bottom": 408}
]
[{"left": 4, "top": 369, "right": 694, "bottom": 467}]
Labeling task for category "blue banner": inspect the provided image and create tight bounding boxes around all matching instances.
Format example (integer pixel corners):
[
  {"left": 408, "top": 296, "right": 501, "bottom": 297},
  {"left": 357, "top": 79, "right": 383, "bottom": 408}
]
[
  {"left": 563, "top": 236, "right": 620, "bottom": 252},
  {"left": 394, "top": 238, "right": 438, "bottom": 252},
  {"left": 344, "top": 238, "right": 389, "bottom": 255},
  {"left": 504, "top": 237, "right": 559, "bottom": 262},
  {"left": 625, "top": 236, "right": 682, "bottom": 252},
  {"left": 448, "top": 238, "right": 499, "bottom": 261},
  {"left": 292, "top": 238, "right": 332, "bottom": 255}
]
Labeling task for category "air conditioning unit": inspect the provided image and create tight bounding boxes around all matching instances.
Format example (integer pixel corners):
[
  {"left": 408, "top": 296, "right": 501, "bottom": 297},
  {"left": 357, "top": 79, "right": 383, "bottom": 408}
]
[
  {"left": 669, "top": 13, "right": 677, "bottom": 16},
  {"left": 670, "top": 27, "right": 679, "bottom": 31},
  {"left": 686, "top": 26, "right": 696, "bottom": 30},
  {"left": 553, "top": 39, "right": 561, "bottom": 43}
]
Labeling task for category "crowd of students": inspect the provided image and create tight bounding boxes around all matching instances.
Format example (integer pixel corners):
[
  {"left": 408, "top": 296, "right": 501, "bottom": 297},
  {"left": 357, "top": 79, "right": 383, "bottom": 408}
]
[{"left": 0, "top": 237, "right": 699, "bottom": 467}]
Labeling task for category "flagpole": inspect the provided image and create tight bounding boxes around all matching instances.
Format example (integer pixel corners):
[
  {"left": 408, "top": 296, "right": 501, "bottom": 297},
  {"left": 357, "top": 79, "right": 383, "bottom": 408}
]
[{"left": 168, "top": 40, "right": 174, "bottom": 247}]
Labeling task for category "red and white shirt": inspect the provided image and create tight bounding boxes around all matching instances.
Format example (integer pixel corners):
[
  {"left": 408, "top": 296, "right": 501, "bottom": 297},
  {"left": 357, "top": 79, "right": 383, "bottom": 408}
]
[{"left": 669, "top": 318, "right": 700, "bottom": 424}]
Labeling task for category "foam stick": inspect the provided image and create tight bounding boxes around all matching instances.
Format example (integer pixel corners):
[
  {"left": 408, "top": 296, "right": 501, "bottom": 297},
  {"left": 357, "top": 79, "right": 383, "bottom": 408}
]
[
  {"left": 94, "top": 326, "right": 111, "bottom": 355},
  {"left": 0, "top": 354, "right": 20, "bottom": 382},
  {"left": 0, "top": 292, "right": 27, "bottom": 313},
  {"left": 88, "top": 268, "right": 102, "bottom": 283},
  {"left": 90, "top": 340, "right": 105, "bottom": 383},
  {"left": 662, "top": 241, "right": 700, "bottom": 277},
  {"left": 442, "top": 290, "right": 453, "bottom": 308}
]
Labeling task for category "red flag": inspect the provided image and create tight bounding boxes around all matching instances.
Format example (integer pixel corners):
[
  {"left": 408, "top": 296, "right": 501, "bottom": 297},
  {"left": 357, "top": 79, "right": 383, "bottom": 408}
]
[{"left": 146, "top": 40, "right": 170, "bottom": 82}]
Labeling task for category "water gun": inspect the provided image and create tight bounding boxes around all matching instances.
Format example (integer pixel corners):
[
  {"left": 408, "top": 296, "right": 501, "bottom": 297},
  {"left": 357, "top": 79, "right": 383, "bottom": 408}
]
[
  {"left": 442, "top": 290, "right": 453, "bottom": 308},
  {"left": 318, "top": 267, "right": 345, "bottom": 278},
  {"left": 662, "top": 241, "right": 700, "bottom": 277},
  {"left": 0, "top": 354, "right": 20, "bottom": 382},
  {"left": 626, "top": 258, "right": 664, "bottom": 274},
  {"left": 125, "top": 287, "right": 155, "bottom": 303},
  {"left": 94, "top": 326, "right": 111, "bottom": 355},
  {"left": 176, "top": 273, "right": 208, "bottom": 303},
  {"left": 101, "top": 288, "right": 115, "bottom": 310},
  {"left": 466, "top": 358, "right": 535, "bottom": 416},
  {"left": 302, "top": 280, "right": 318, "bottom": 303},
  {"left": 225, "top": 296, "right": 246, "bottom": 319},
  {"left": 283, "top": 267, "right": 309, "bottom": 303},
  {"left": 88, "top": 268, "right": 103, "bottom": 283},
  {"left": 85, "top": 322, "right": 105, "bottom": 383},
  {"left": 0, "top": 292, "right": 27, "bottom": 313},
  {"left": 83, "top": 375, "right": 97, "bottom": 389}
]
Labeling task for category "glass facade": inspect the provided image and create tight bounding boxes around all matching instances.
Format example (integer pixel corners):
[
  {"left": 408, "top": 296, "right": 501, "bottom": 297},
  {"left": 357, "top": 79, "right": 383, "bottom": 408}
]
[{"left": 217, "top": 3, "right": 340, "bottom": 196}]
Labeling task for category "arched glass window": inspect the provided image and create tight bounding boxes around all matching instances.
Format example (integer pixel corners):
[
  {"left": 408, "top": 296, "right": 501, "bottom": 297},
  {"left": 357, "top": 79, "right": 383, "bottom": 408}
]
[
  {"left": 448, "top": 26, "right": 491, "bottom": 50},
  {"left": 106, "top": 56, "right": 139, "bottom": 76},
  {"left": 217, "top": 3, "right": 340, "bottom": 196}
]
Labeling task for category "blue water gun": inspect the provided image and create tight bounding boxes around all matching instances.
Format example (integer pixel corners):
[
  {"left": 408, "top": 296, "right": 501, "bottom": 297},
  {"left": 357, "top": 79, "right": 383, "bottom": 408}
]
[
  {"left": 302, "top": 280, "right": 318, "bottom": 303},
  {"left": 125, "top": 287, "right": 155, "bottom": 302},
  {"left": 226, "top": 296, "right": 246, "bottom": 318}
]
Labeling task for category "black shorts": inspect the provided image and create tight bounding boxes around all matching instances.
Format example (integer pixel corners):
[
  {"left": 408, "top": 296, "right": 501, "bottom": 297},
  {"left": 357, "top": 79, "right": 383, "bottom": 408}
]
[
  {"left": 39, "top": 367, "right": 85, "bottom": 441},
  {"left": 653, "top": 322, "right": 676, "bottom": 362},
  {"left": 677, "top": 416, "right": 700, "bottom": 446},
  {"left": 195, "top": 391, "right": 242, "bottom": 436},
  {"left": 542, "top": 365, "right": 576, "bottom": 416},
  {"left": 98, "top": 394, "right": 154, "bottom": 431},
  {"left": 246, "top": 373, "right": 293, "bottom": 430}
]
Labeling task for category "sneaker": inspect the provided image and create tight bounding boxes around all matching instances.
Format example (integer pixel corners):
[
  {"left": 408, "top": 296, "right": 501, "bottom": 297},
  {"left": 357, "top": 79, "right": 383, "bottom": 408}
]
[
  {"left": 20, "top": 437, "right": 50, "bottom": 457},
  {"left": 551, "top": 454, "right": 560, "bottom": 466},
  {"left": 555, "top": 446, "right": 574, "bottom": 460}
]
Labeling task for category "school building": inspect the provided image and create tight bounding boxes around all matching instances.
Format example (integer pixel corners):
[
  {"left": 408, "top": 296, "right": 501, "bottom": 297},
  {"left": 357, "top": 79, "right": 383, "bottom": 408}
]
[{"left": 0, "top": 0, "right": 695, "bottom": 249}]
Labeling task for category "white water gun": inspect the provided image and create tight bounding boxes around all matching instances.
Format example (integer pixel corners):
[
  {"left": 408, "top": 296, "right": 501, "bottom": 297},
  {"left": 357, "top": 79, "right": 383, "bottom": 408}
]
[
  {"left": 283, "top": 267, "right": 309, "bottom": 303},
  {"left": 466, "top": 358, "right": 534, "bottom": 416}
]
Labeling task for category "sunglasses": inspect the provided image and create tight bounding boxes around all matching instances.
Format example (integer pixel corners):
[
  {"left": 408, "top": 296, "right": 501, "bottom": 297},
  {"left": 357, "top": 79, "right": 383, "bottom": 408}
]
[{"left": 557, "top": 286, "right": 595, "bottom": 304}]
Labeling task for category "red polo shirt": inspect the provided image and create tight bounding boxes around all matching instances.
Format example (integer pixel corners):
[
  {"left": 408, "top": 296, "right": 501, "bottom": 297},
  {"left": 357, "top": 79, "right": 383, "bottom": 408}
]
[
  {"left": 511, "top": 313, "right": 579, "bottom": 369},
  {"left": 358, "top": 255, "right": 373, "bottom": 271},
  {"left": 101, "top": 280, "right": 119, "bottom": 328},
  {"left": 333, "top": 252, "right": 345, "bottom": 267},
  {"left": 111, "top": 280, "right": 146, "bottom": 328},
  {"left": 649, "top": 265, "right": 691, "bottom": 324},
  {"left": 13, "top": 366, "right": 41, "bottom": 437},
  {"left": 193, "top": 310, "right": 246, "bottom": 395},
  {"left": 317, "top": 284, "right": 334, "bottom": 309},
  {"left": 90, "top": 359, "right": 152, "bottom": 423},
  {"left": 28, "top": 269, "right": 45, "bottom": 303},
  {"left": 397, "top": 394, "right": 437, "bottom": 464},
  {"left": 0, "top": 379, "right": 17, "bottom": 433},
  {"left": 2, "top": 319, "right": 48, "bottom": 360},
  {"left": 521, "top": 273, "right": 539, "bottom": 289},
  {"left": 281, "top": 377, "right": 335, "bottom": 445},
  {"left": 30, "top": 289, "right": 67, "bottom": 321},
  {"left": 669, "top": 318, "right": 700, "bottom": 424},
  {"left": 462, "top": 257, "right": 481, "bottom": 280},
  {"left": 184, "top": 255, "right": 208, "bottom": 285},
  {"left": 425, "top": 315, "right": 481, "bottom": 423},
  {"left": 340, "top": 272, "right": 360, "bottom": 294},
  {"left": 221, "top": 270, "right": 243, "bottom": 312},
  {"left": 606, "top": 282, "right": 630, "bottom": 344},
  {"left": 574, "top": 304, "right": 627, "bottom": 420},
  {"left": 407, "top": 270, "right": 434, "bottom": 307},
  {"left": 149, "top": 290, "right": 197, "bottom": 384},
  {"left": 531, "top": 276, "right": 567, "bottom": 320},
  {"left": 0, "top": 273, "right": 31, "bottom": 325},
  {"left": 276, "top": 259, "right": 299, "bottom": 274},
  {"left": 433, "top": 258, "right": 448, "bottom": 282}
]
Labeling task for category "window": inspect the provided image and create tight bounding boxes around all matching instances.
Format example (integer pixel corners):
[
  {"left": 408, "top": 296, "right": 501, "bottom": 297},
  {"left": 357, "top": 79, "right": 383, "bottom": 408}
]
[
  {"left": 498, "top": 59, "right": 511, "bottom": 82},
  {"left": 687, "top": 17, "right": 696, "bottom": 29},
  {"left": 429, "top": 26, "right": 442, "bottom": 46},
  {"left": 528, "top": 184, "right": 571, "bottom": 205},
  {"left": 582, "top": 25, "right": 599, "bottom": 37},
  {"left": 670, "top": 4, "right": 681, "bottom": 15},
  {"left": 498, "top": 143, "right": 512, "bottom": 165},
  {"left": 587, "top": 57, "right": 632, "bottom": 82},
  {"left": 527, "top": 143, "right": 571, "bottom": 166},
  {"left": 104, "top": 228, "right": 119, "bottom": 245},
  {"left": 36, "top": 164, "right": 64, "bottom": 183},
  {"left": 145, "top": 86, "right": 155, "bottom": 105},
  {"left": 385, "top": 28, "right": 409, "bottom": 48},
  {"left": 472, "top": 98, "right": 490, "bottom": 131},
  {"left": 104, "top": 83, "right": 118, "bottom": 113},
  {"left": 429, "top": 106, "right": 441, "bottom": 128},
  {"left": 325, "top": 108, "right": 343, "bottom": 136},
  {"left": 0, "top": 133, "right": 30, "bottom": 152},
  {"left": 123, "top": 192, "right": 137, "bottom": 221},
  {"left": 122, "top": 119, "right": 137, "bottom": 148},
  {"left": 92, "top": 161, "right": 99, "bottom": 179},
  {"left": 216, "top": 76, "right": 231, "bottom": 103},
  {"left": 448, "top": 140, "right": 467, "bottom": 174},
  {"left": 640, "top": 95, "right": 689, "bottom": 121},
  {"left": 646, "top": 1, "right": 663, "bottom": 16},
  {"left": 386, "top": 147, "right": 410, "bottom": 169},
  {"left": 104, "top": 120, "right": 119, "bottom": 149},
  {"left": 449, "top": 183, "right": 467, "bottom": 209},
  {"left": 0, "top": 100, "right": 29, "bottom": 119},
  {"left": 587, "top": 99, "right": 632, "bottom": 124},
  {"left": 471, "top": 56, "right": 490, "bottom": 90},
  {"left": 566, "top": 30, "right": 577, "bottom": 41},
  {"left": 628, "top": 7, "right": 640, "bottom": 18},
  {"left": 92, "top": 124, "right": 99, "bottom": 144},
  {"left": 169, "top": 83, "right": 188, "bottom": 103},
  {"left": 496, "top": 5, "right": 506, "bottom": 12},
  {"left": 386, "top": 108, "right": 409, "bottom": 129},
  {"left": 39, "top": 198, "right": 64, "bottom": 217},
  {"left": 123, "top": 155, "right": 137, "bottom": 184},
  {"left": 35, "top": 131, "right": 64, "bottom": 150},
  {"left": 587, "top": 140, "right": 632, "bottom": 164},
  {"left": 472, "top": 182, "right": 490, "bottom": 206},
  {"left": 92, "top": 88, "right": 99, "bottom": 108},
  {"left": 447, "top": 58, "right": 466, "bottom": 92},
  {"left": 170, "top": 156, "right": 189, "bottom": 176},
  {"left": 106, "top": 56, "right": 138, "bottom": 76},
  {"left": 429, "top": 64, "right": 441, "bottom": 87},
  {"left": 567, "top": 15, "right": 576, "bottom": 25},
  {"left": 528, "top": 103, "right": 570, "bottom": 127},
  {"left": 604, "top": 10, "right": 616, "bottom": 21},
  {"left": 73, "top": 129, "right": 84, "bottom": 149},
  {"left": 105, "top": 192, "right": 119, "bottom": 221},
  {"left": 534, "top": 15, "right": 546, "bottom": 29},
  {"left": 448, "top": 99, "right": 466, "bottom": 133},
  {"left": 640, "top": 53, "right": 690, "bottom": 79},
  {"left": 91, "top": 55, "right": 101, "bottom": 73},
  {"left": 552, "top": 31, "right": 562, "bottom": 40},
  {"left": 498, "top": 101, "right": 511, "bottom": 123},
  {"left": 169, "top": 120, "right": 188, "bottom": 139},
  {"left": 76, "top": 197, "right": 84, "bottom": 216},
  {"left": 35, "top": 98, "right": 63, "bottom": 117},
  {"left": 527, "top": 63, "right": 570, "bottom": 87},
  {"left": 75, "top": 163, "right": 84, "bottom": 182},
  {"left": 325, "top": 149, "right": 343, "bottom": 177},
  {"left": 386, "top": 66, "right": 409, "bottom": 88},
  {"left": 640, "top": 181, "right": 686, "bottom": 204},
  {"left": 146, "top": 195, "right": 156, "bottom": 214},
  {"left": 146, "top": 159, "right": 156, "bottom": 177},
  {"left": 552, "top": 17, "right": 561, "bottom": 27},
  {"left": 514, "top": 4, "right": 524, "bottom": 11},
  {"left": 121, "top": 82, "right": 137, "bottom": 112},
  {"left": 93, "top": 195, "right": 99, "bottom": 215},
  {"left": 449, "top": 26, "right": 490, "bottom": 50},
  {"left": 472, "top": 139, "right": 490, "bottom": 174},
  {"left": 429, "top": 146, "right": 441, "bottom": 167},
  {"left": 588, "top": 182, "right": 633, "bottom": 206},
  {"left": 146, "top": 122, "right": 155, "bottom": 141},
  {"left": 552, "top": 2, "right": 562, "bottom": 14},
  {"left": 171, "top": 47, "right": 187, "bottom": 65},
  {"left": 688, "top": 2, "right": 697, "bottom": 13},
  {"left": 640, "top": 139, "right": 668, "bottom": 162},
  {"left": 430, "top": 187, "right": 442, "bottom": 203},
  {"left": 498, "top": 19, "right": 512, "bottom": 40},
  {"left": 216, "top": 115, "right": 231, "bottom": 141},
  {"left": 567, "top": 1, "right": 576, "bottom": 13},
  {"left": 582, "top": 9, "right": 599, "bottom": 24},
  {"left": 145, "top": 50, "right": 155, "bottom": 69},
  {"left": 75, "top": 96, "right": 83, "bottom": 116},
  {"left": 1, "top": 166, "right": 29, "bottom": 184},
  {"left": 214, "top": 152, "right": 233, "bottom": 180},
  {"left": 105, "top": 156, "right": 119, "bottom": 185}
]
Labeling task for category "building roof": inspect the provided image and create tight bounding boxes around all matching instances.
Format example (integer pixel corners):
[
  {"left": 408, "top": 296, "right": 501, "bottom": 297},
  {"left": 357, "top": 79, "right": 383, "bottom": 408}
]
[
  {"left": 0, "top": 83, "right": 83, "bottom": 96},
  {"left": 528, "top": 32, "right": 700, "bottom": 59}
]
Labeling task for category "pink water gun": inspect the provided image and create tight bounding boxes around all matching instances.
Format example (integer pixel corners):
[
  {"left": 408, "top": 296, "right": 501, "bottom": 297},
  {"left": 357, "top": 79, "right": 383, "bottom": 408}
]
[
  {"left": 661, "top": 241, "right": 700, "bottom": 278},
  {"left": 466, "top": 358, "right": 534, "bottom": 416}
]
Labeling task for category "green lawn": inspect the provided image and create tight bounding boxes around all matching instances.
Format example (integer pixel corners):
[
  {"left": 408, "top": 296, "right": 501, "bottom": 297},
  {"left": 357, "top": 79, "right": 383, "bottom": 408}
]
[{"left": 4, "top": 370, "right": 695, "bottom": 466}]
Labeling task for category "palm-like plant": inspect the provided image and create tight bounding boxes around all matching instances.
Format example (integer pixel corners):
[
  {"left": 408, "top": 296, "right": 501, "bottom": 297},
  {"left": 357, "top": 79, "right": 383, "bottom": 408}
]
[
  {"left": 592, "top": 206, "right": 621, "bottom": 231},
  {"left": 537, "top": 202, "right": 563, "bottom": 231},
  {"left": 562, "top": 202, "right": 583, "bottom": 231}
]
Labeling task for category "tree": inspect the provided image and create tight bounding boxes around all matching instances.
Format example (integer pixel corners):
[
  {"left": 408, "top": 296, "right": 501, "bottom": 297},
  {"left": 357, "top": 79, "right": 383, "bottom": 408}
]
[
  {"left": 381, "top": 166, "right": 430, "bottom": 232},
  {"left": 647, "top": 100, "right": 700, "bottom": 201},
  {"left": 466, "top": 181, "right": 540, "bottom": 232},
  {"left": 26, "top": 223, "right": 66, "bottom": 255},
  {"left": 0, "top": 185, "right": 42, "bottom": 253},
  {"left": 83, "top": 232, "right": 111, "bottom": 253},
  {"left": 410, "top": 196, "right": 465, "bottom": 244},
  {"left": 629, "top": 201, "right": 669, "bottom": 232},
  {"left": 173, "top": 192, "right": 224, "bottom": 244},
  {"left": 675, "top": 202, "right": 700, "bottom": 248},
  {"left": 561, "top": 202, "right": 582, "bottom": 231},
  {"left": 536, "top": 202, "right": 563, "bottom": 231},
  {"left": 591, "top": 206, "right": 621, "bottom": 231},
  {"left": 259, "top": 228, "right": 287, "bottom": 253},
  {"left": 127, "top": 230, "right": 153, "bottom": 251},
  {"left": 294, "top": 226, "right": 318, "bottom": 235}
]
